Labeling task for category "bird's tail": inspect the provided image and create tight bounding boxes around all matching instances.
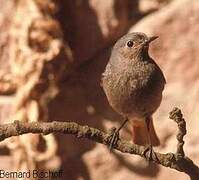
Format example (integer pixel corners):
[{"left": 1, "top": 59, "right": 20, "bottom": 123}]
[{"left": 131, "top": 117, "right": 160, "bottom": 146}]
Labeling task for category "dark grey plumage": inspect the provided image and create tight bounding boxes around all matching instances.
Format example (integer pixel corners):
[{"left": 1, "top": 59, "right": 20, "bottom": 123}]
[{"left": 102, "top": 32, "right": 166, "bottom": 146}]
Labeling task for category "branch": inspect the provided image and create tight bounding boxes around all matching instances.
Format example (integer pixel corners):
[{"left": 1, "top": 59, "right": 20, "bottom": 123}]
[
  {"left": 169, "top": 107, "right": 186, "bottom": 157},
  {"left": 0, "top": 108, "right": 198, "bottom": 179}
]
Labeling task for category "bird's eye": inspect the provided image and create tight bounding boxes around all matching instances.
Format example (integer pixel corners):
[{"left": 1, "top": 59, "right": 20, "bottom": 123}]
[{"left": 126, "top": 40, "right": 134, "bottom": 47}]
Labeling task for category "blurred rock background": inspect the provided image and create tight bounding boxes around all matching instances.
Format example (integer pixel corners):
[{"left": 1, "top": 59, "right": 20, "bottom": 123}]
[{"left": 0, "top": 0, "right": 198, "bottom": 179}]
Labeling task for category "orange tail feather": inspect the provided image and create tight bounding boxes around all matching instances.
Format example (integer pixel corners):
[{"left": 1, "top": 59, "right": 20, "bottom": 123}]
[{"left": 131, "top": 118, "right": 160, "bottom": 146}]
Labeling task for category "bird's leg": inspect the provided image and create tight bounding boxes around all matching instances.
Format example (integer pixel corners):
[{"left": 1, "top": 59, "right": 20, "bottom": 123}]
[
  {"left": 143, "top": 143, "right": 154, "bottom": 161},
  {"left": 143, "top": 117, "right": 159, "bottom": 162},
  {"left": 108, "top": 117, "right": 128, "bottom": 151}
]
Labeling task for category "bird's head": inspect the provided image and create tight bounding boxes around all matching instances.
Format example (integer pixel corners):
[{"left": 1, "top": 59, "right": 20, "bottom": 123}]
[{"left": 113, "top": 32, "right": 158, "bottom": 60}]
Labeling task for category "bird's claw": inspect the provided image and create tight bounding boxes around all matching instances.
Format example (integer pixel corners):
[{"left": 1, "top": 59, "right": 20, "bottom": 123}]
[
  {"left": 142, "top": 144, "right": 159, "bottom": 162},
  {"left": 107, "top": 127, "right": 120, "bottom": 152},
  {"left": 107, "top": 118, "right": 128, "bottom": 152}
]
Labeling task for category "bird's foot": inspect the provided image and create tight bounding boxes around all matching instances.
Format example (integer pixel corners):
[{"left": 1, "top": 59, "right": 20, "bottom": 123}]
[
  {"left": 107, "top": 118, "right": 128, "bottom": 152},
  {"left": 142, "top": 144, "right": 159, "bottom": 162},
  {"left": 107, "top": 127, "right": 120, "bottom": 151}
]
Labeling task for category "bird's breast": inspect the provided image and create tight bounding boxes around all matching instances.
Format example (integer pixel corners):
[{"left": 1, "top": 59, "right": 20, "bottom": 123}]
[{"left": 102, "top": 60, "right": 165, "bottom": 118}]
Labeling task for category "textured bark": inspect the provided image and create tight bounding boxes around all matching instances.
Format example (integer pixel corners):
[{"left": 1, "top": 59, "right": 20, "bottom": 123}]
[{"left": 0, "top": 108, "right": 198, "bottom": 180}]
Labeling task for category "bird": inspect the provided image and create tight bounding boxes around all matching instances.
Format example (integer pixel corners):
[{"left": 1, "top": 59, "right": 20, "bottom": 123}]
[{"left": 102, "top": 32, "right": 166, "bottom": 157}]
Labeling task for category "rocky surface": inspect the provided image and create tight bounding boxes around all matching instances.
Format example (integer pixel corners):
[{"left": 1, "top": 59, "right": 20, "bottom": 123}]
[
  {"left": 59, "top": 0, "right": 131, "bottom": 65},
  {"left": 56, "top": 0, "right": 198, "bottom": 179}
]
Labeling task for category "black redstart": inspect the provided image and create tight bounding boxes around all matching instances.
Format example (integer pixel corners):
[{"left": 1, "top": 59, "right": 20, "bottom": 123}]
[{"left": 102, "top": 32, "right": 166, "bottom": 156}]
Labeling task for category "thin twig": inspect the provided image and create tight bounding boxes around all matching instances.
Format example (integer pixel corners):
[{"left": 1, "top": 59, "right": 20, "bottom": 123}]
[
  {"left": 0, "top": 108, "right": 198, "bottom": 179},
  {"left": 169, "top": 107, "right": 186, "bottom": 157}
]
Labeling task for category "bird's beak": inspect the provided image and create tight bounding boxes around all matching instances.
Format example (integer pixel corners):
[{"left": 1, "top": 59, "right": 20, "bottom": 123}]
[{"left": 146, "top": 36, "right": 159, "bottom": 44}]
